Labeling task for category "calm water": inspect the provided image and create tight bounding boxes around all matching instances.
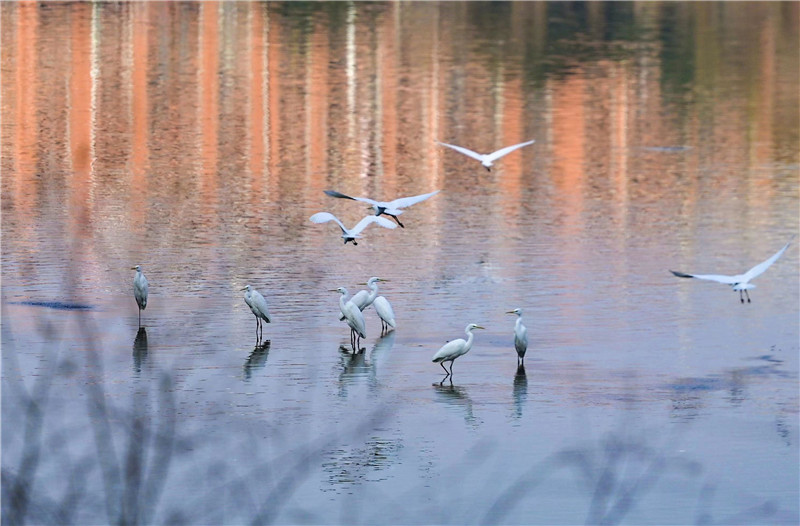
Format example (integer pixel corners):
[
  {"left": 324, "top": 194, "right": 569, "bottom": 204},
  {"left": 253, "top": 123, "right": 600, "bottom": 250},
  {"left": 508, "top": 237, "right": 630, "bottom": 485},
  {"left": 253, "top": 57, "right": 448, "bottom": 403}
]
[{"left": 2, "top": 2, "right": 799, "bottom": 524}]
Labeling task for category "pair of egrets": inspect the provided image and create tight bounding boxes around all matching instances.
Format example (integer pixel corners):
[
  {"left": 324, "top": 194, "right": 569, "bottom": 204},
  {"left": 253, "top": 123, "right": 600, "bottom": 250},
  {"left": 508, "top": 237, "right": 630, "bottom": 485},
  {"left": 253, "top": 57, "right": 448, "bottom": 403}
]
[
  {"left": 310, "top": 139, "right": 537, "bottom": 245},
  {"left": 333, "top": 277, "right": 396, "bottom": 351},
  {"left": 432, "top": 308, "right": 528, "bottom": 380}
]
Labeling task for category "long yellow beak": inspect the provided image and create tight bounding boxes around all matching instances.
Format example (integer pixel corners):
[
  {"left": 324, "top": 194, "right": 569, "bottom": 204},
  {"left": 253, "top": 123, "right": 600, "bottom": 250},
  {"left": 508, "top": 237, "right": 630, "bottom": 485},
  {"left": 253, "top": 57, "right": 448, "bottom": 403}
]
[{"left": 475, "top": 325, "right": 486, "bottom": 330}]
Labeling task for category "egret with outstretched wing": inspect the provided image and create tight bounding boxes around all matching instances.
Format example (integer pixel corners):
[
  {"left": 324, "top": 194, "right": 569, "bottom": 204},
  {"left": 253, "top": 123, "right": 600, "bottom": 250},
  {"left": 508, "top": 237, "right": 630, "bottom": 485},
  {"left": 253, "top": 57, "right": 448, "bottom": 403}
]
[
  {"left": 323, "top": 189, "right": 440, "bottom": 228},
  {"left": 310, "top": 212, "right": 397, "bottom": 245},
  {"left": 437, "top": 140, "right": 535, "bottom": 171},
  {"left": 670, "top": 237, "right": 793, "bottom": 303}
]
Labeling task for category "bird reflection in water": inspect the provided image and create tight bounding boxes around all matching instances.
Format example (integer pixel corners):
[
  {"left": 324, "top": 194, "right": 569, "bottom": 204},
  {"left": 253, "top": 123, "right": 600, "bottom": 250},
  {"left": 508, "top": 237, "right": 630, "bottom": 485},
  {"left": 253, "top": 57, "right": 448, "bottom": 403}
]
[
  {"left": 432, "top": 382, "right": 478, "bottom": 426},
  {"left": 243, "top": 340, "right": 271, "bottom": 381},
  {"left": 337, "top": 332, "right": 395, "bottom": 398},
  {"left": 132, "top": 327, "right": 148, "bottom": 374},
  {"left": 513, "top": 364, "right": 528, "bottom": 419}
]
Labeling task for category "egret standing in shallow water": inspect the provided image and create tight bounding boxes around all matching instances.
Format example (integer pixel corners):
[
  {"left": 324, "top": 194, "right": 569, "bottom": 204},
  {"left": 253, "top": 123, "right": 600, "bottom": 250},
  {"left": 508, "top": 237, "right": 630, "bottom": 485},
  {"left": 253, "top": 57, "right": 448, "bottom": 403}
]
[
  {"left": 310, "top": 212, "right": 397, "bottom": 245},
  {"left": 346, "top": 277, "right": 397, "bottom": 333},
  {"left": 323, "top": 189, "right": 440, "bottom": 228},
  {"left": 670, "top": 236, "right": 793, "bottom": 303},
  {"left": 333, "top": 287, "right": 367, "bottom": 351},
  {"left": 437, "top": 140, "right": 535, "bottom": 171},
  {"left": 241, "top": 285, "right": 272, "bottom": 342},
  {"left": 432, "top": 323, "right": 484, "bottom": 380},
  {"left": 131, "top": 265, "right": 148, "bottom": 327},
  {"left": 506, "top": 308, "right": 528, "bottom": 366}
]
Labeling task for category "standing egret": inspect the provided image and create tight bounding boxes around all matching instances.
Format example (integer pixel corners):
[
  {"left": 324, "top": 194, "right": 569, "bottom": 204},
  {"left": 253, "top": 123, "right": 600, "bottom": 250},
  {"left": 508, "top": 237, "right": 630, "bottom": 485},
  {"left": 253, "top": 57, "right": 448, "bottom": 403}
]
[
  {"left": 506, "top": 308, "right": 528, "bottom": 366},
  {"left": 432, "top": 323, "right": 484, "bottom": 380},
  {"left": 241, "top": 285, "right": 272, "bottom": 342},
  {"left": 344, "top": 278, "right": 395, "bottom": 331},
  {"left": 437, "top": 139, "right": 535, "bottom": 171},
  {"left": 310, "top": 212, "right": 397, "bottom": 245},
  {"left": 323, "top": 189, "right": 440, "bottom": 228},
  {"left": 332, "top": 287, "right": 367, "bottom": 351},
  {"left": 670, "top": 236, "right": 793, "bottom": 303},
  {"left": 131, "top": 265, "right": 149, "bottom": 327}
]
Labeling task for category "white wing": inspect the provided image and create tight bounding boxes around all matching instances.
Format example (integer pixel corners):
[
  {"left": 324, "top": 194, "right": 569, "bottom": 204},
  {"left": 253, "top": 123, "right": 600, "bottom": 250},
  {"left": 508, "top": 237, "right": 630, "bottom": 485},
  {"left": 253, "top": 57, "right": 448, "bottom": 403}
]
[
  {"left": 386, "top": 190, "right": 440, "bottom": 210},
  {"left": 514, "top": 323, "right": 528, "bottom": 355},
  {"left": 437, "top": 141, "right": 485, "bottom": 162},
  {"left": 670, "top": 270, "right": 739, "bottom": 284},
  {"left": 323, "top": 190, "right": 379, "bottom": 207},
  {"left": 350, "top": 289, "right": 371, "bottom": 311},
  {"left": 742, "top": 238, "right": 793, "bottom": 282},
  {"left": 485, "top": 140, "right": 536, "bottom": 162},
  {"left": 251, "top": 289, "right": 272, "bottom": 323},
  {"left": 432, "top": 338, "right": 466, "bottom": 362},
  {"left": 310, "top": 212, "right": 347, "bottom": 234},
  {"left": 350, "top": 215, "right": 398, "bottom": 235}
]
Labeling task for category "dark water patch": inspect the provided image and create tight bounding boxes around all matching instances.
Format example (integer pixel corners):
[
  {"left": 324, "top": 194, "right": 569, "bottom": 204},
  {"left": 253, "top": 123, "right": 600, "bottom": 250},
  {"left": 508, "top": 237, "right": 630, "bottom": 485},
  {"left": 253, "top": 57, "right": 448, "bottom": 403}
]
[{"left": 9, "top": 300, "right": 96, "bottom": 311}]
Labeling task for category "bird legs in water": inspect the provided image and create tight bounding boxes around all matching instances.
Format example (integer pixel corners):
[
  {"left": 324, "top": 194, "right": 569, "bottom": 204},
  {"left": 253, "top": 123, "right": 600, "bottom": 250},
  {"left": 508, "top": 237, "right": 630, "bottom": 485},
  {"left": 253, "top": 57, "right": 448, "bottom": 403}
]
[
  {"left": 739, "top": 290, "right": 751, "bottom": 303},
  {"left": 254, "top": 317, "right": 265, "bottom": 343},
  {"left": 349, "top": 329, "right": 363, "bottom": 353}
]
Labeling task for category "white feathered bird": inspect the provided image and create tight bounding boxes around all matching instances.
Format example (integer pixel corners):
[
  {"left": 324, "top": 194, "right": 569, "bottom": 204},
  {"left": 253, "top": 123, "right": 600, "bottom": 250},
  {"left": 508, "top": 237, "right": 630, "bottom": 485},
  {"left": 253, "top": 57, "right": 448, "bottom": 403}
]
[
  {"left": 310, "top": 212, "right": 397, "bottom": 245},
  {"left": 506, "top": 308, "right": 528, "bottom": 366},
  {"left": 131, "top": 265, "right": 149, "bottom": 327},
  {"left": 241, "top": 285, "right": 272, "bottom": 341},
  {"left": 432, "top": 323, "right": 484, "bottom": 379},
  {"left": 323, "top": 189, "right": 440, "bottom": 228},
  {"left": 437, "top": 140, "right": 535, "bottom": 171},
  {"left": 670, "top": 237, "right": 793, "bottom": 303}
]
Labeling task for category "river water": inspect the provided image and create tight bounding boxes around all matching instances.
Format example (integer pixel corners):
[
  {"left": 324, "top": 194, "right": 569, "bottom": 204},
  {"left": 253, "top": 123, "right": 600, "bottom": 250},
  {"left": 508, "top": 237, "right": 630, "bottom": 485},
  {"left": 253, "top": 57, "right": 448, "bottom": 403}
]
[{"left": 2, "top": 2, "right": 798, "bottom": 524}]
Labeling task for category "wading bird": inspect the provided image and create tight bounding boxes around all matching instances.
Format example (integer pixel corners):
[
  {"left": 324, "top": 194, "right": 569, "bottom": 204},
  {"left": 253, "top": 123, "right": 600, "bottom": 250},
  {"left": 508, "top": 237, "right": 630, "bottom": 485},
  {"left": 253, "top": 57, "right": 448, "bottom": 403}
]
[
  {"left": 333, "top": 287, "right": 367, "bottom": 351},
  {"left": 345, "top": 278, "right": 396, "bottom": 333},
  {"left": 241, "top": 285, "right": 272, "bottom": 342},
  {"left": 310, "top": 212, "right": 397, "bottom": 245},
  {"left": 437, "top": 139, "right": 535, "bottom": 171},
  {"left": 323, "top": 189, "right": 440, "bottom": 228},
  {"left": 131, "top": 265, "right": 149, "bottom": 327},
  {"left": 670, "top": 237, "right": 793, "bottom": 303},
  {"left": 506, "top": 308, "right": 528, "bottom": 366},
  {"left": 432, "top": 323, "right": 484, "bottom": 380}
]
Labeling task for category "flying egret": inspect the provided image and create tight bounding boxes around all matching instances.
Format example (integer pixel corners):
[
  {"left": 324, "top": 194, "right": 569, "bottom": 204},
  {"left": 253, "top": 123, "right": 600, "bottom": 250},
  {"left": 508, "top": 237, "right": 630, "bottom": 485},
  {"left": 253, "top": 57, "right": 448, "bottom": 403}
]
[
  {"left": 323, "top": 189, "right": 440, "bottom": 228},
  {"left": 310, "top": 212, "right": 397, "bottom": 245},
  {"left": 241, "top": 285, "right": 272, "bottom": 342},
  {"left": 432, "top": 323, "right": 484, "bottom": 379},
  {"left": 506, "top": 308, "right": 528, "bottom": 366},
  {"left": 332, "top": 287, "right": 367, "bottom": 351},
  {"left": 131, "top": 265, "right": 149, "bottom": 327},
  {"left": 670, "top": 237, "right": 793, "bottom": 303},
  {"left": 437, "top": 139, "right": 535, "bottom": 171}
]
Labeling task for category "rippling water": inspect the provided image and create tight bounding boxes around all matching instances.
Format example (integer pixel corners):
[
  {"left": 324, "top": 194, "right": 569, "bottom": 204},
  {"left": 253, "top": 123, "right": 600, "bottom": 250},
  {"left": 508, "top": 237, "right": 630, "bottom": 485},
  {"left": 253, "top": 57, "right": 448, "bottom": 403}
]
[{"left": 2, "top": 2, "right": 798, "bottom": 524}]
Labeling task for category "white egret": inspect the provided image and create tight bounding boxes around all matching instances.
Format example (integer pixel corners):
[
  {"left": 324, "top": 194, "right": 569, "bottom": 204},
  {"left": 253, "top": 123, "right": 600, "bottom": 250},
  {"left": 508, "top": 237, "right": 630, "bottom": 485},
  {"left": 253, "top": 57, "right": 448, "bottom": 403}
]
[
  {"left": 323, "top": 189, "right": 440, "bottom": 228},
  {"left": 310, "top": 212, "right": 397, "bottom": 245},
  {"left": 432, "top": 323, "right": 484, "bottom": 379},
  {"left": 437, "top": 139, "right": 535, "bottom": 171},
  {"left": 373, "top": 296, "right": 396, "bottom": 334},
  {"left": 670, "top": 237, "right": 793, "bottom": 303},
  {"left": 332, "top": 287, "right": 367, "bottom": 351},
  {"left": 241, "top": 285, "right": 272, "bottom": 341},
  {"left": 506, "top": 308, "right": 528, "bottom": 366},
  {"left": 131, "top": 265, "right": 149, "bottom": 327}
]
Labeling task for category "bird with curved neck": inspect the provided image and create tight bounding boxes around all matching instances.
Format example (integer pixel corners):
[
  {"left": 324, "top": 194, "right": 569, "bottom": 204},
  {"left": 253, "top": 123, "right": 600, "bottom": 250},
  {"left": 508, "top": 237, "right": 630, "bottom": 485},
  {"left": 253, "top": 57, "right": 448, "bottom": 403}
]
[
  {"left": 506, "top": 308, "right": 528, "bottom": 366},
  {"left": 432, "top": 323, "right": 484, "bottom": 380},
  {"left": 332, "top": 287, "right": 367, "bottom": 351},
  {"left": 241, "top": 285, "right": 272, "bottom": 343},
  {"left": 131, "top": 265, "right": 149, "bottom": 328},
  {"left": 344, "top": 277, "right": 397, "bottom": 333}
]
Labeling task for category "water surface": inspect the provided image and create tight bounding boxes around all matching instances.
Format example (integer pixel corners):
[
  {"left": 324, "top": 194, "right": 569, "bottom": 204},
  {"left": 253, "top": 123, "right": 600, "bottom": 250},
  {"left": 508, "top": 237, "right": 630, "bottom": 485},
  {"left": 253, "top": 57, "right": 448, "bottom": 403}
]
[{"left": 2, "top": 2, "right": 798, "bottom": 524}]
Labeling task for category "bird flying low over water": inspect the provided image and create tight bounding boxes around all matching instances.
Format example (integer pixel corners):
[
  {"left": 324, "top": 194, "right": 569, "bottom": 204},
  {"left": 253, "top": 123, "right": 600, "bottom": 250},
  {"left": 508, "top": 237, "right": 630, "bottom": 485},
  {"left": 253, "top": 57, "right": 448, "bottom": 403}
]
[
  {"left": 323, "top": 190, "right": 440, "bottom": 228},
  {"left": 310, "top": 212, "right": 397, "bottom": 245},
  {"left": 437, "top": 140, "right": 535, "bottom": 171},
  {"left": 670, "top": 236, "right": 794, "bottom": 303}
]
